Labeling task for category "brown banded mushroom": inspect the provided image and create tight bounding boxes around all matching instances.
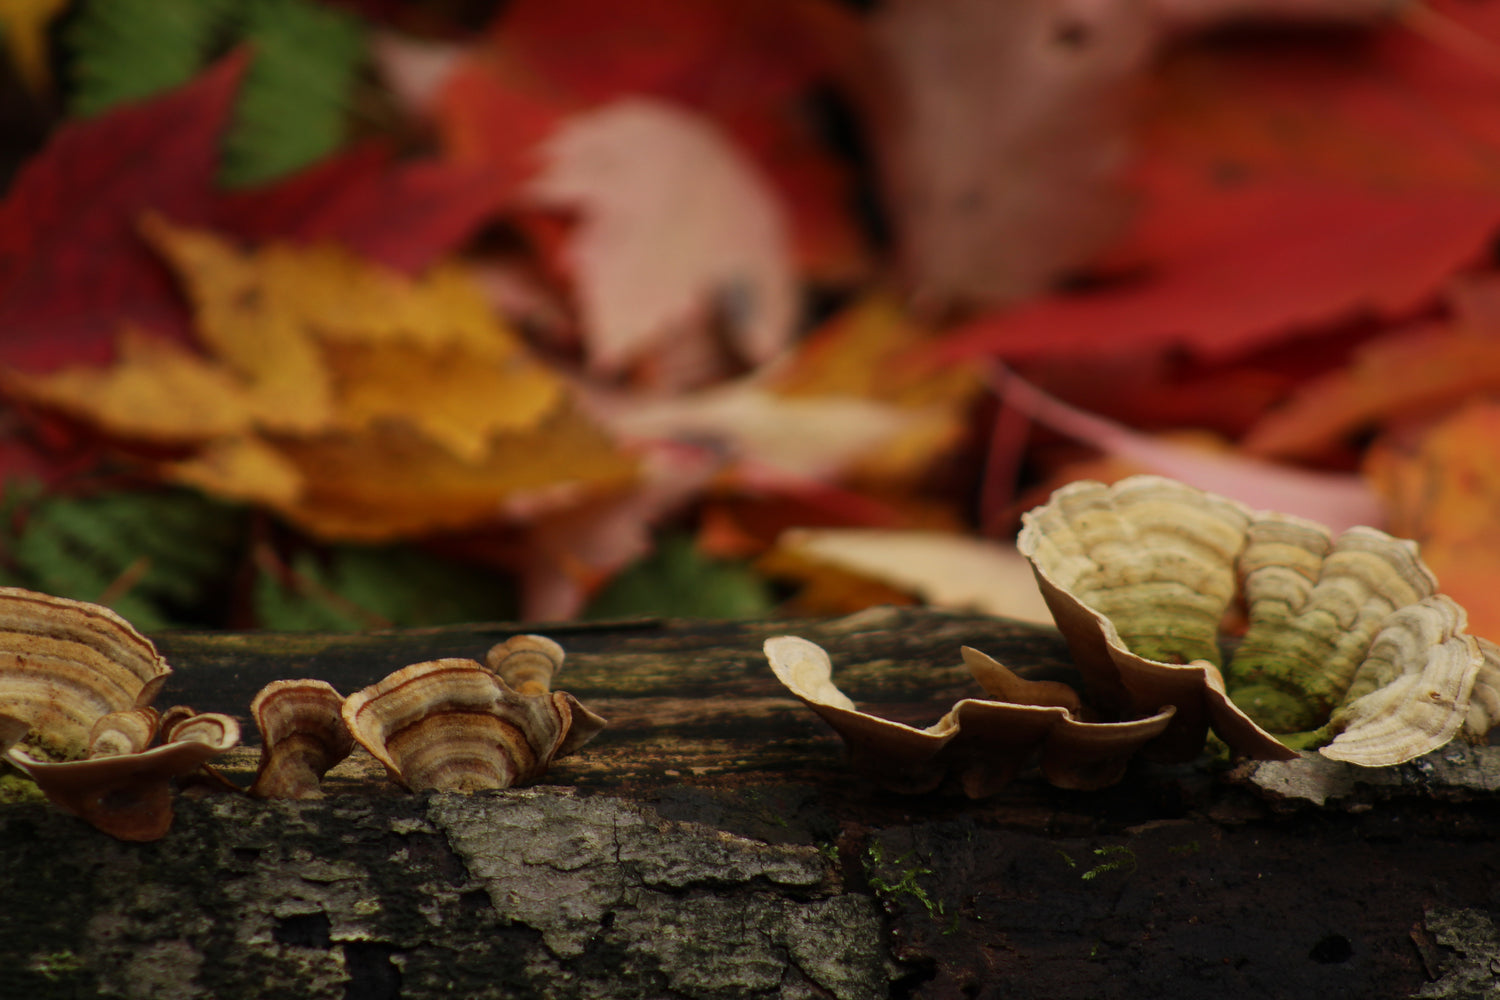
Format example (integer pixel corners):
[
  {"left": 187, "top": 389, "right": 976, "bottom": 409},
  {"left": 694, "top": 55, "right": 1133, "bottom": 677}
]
[
  {"left": 88, "top": 707, "right": 160, "bottom": 757},
  {"left": 248, "top": 679, "right": 354, "bottom": 799},
  {"left": 484, "top": 634, "right": 566, "bottom": 695},
  {"left": 0, "top": 587, "right": 241, "bottom": 839},
  {"left": 765, "top": 636, "right": 1175, "bottom": 795},
  {"left": 0, "top": 587, "right": 171, "bottom": 761},
  {"left": 342, "top": 647, "right": 605, "bottom": 794}
]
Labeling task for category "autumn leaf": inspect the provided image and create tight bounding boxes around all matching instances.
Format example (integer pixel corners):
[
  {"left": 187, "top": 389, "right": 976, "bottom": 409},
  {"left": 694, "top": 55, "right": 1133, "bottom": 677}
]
[
  {"left": 937, "top": 4, "right": 1500, "bottom": 362},
  {"left": 1245, "top": 278, "right": 1500, "bottom": 461},
  {"left": 490, "top": 0, "right": 854, "bottom": 110},
  {"left": 491, "top": 0, "right": 870, "bottom": 277},
  {"left": 767, "top": 294, "right": 982, "bottom": 484},
  {"left": 0, "top": 52, "right": 249, "bottom": 373},
  {"left": 990, "top": 367, "right": 1385, "bottom": 532},
  {"left": 940, "top": 166, "right": 1500, "bottom": 364},
  {"left": 216, "top": 144, "right": 503, "bottom": 275},
  {"left": 0, "top": 51, "right": 508, "bottom": 380},
  {"left": 1365, "top": 400, "right": 1500, "bottom": 639},
  {"left": 598, "top": 385, "right": 910, "bottom": 482},
  {"left": 866, "top": 0, "right": 1146, "bottom": 309},
  {"left": 588, "top": 295, "right": 979, "bottom": 492},
  {"left": 867, "top": 0, "right": 1394, "bottom": 311},
  {"left": 1, "top": 327, "right": 258, "bottom": 443},
  {"left": 526, "top": 97, "right": 798, "bottom": 379},
  {"left": 8, "top": 218, "right": 634, "bottom": 542},
  {"left": 64, "top": 0, "right": 230, "bottom": 117},
  {"left": 765, "top": 527, "right": 1054, "bottom": 624},
  {"left": 167, "top": 406, "right": 634, "bottom": 543},
  {"left": 426, "top": 0, "right": 869, "bottom": 282}
]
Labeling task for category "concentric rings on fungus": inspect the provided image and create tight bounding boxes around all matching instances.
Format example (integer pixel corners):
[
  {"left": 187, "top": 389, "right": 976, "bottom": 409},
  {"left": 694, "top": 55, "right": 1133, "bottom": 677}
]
[{"left": 343, "top": 637, "right": 605, "bottom": 794}]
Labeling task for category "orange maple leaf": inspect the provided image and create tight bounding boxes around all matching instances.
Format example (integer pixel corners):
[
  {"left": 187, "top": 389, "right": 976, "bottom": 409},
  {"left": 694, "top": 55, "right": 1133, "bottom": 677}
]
[{"left": 1365, "top": 399, "right": 1500, "bottom": 640}]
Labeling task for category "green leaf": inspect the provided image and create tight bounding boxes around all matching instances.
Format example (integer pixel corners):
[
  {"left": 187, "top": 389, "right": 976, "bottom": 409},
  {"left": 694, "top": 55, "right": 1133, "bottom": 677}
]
[
  {"left": 220, "top": 0, "right": 364, "bottom": 187},
  {"left": 254, "top": 545, "right": 516, "bottom": 631},
  {"left": 0, "top": 483, "right": 248, "bottom": 629},
  {"left": 585, "top": 533, "right": 775, "bottom": 620},
  {"left": 65, "top": 0, "right": 364, "bottom": 187},
  {"left": 66, "top": 0, "right": 232, "bottom": 118}
]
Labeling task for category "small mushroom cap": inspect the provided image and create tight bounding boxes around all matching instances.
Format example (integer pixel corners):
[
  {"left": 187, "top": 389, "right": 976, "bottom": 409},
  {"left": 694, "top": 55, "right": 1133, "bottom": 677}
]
[
  {"left": 88, "top": 707, "right": 160, "bottom": 757},
  {"left": 6, "top": 709, "right": 239, "bottom": 841},
  {"left": 343, "top": 658, "right": 605, "bottom": 794},
  {"left": 484, "top": 635, "right": 565, "bottom": 696},
  {"left": 0, "top": 587, "right": 171, "bottom": 756},
  {"left": 249, "top": 679, "right": 354, "bottom": 799}
]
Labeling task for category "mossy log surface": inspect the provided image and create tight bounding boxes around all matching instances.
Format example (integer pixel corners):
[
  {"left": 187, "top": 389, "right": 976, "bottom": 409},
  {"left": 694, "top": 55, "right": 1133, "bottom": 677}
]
[{"left": 3, "top": 606, "right": 1499, "bottom": 1000}]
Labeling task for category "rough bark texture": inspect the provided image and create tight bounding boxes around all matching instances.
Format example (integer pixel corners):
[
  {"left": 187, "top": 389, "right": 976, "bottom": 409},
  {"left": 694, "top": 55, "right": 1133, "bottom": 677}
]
[{"left": 2, "top": 607, "right": 1499, "bottom": 999}]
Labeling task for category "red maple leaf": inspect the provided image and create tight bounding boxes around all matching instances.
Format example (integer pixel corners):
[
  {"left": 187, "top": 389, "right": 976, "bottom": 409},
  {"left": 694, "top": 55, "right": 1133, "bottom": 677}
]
[
  {"left": 218, "top": 144, "right": 504, "bottom": 274},
  {"left": 0, "top": 52, "right": 249, "bottom": 373},
  {"left": 941, "top": 165, "right": 1500, "bottom": 364},
  {"left": 938, "top": 5, "right": 1500, "bottom": 364}
]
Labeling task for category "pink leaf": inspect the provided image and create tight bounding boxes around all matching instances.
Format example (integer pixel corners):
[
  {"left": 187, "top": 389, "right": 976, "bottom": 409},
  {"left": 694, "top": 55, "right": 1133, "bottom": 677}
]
[
  {"left": 993, "top": 366, "right": 1385, "bottom": 532},
  {"left": 525, "top": 98, "right": 797, "bottom": 376}
]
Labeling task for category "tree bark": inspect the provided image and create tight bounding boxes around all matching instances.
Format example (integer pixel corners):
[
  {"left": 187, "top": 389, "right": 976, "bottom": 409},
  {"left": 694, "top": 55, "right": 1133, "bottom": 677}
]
[{"left": 1, "top": 607, "right": 1497, "bottom": 999}]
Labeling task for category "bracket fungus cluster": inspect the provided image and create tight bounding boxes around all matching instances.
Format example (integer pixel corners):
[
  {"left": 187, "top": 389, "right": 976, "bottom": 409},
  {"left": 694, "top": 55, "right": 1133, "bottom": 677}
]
[
  {"left": 247, "top": 636, "right": 605, "bottom": 799},
  {"left": 0, "top": 586, "right": 606, "bottom": 838},
  {"left": 0, "top": 588, "right": 240, "bottom": 840},
  {"left": 767, "top": 476, "right": 1500, "bottom": 796}
]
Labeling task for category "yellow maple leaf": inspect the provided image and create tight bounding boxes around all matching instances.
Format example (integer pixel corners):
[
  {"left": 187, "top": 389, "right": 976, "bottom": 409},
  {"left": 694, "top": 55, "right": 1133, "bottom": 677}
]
[
  {"left": 167, "top": 407, "right": 635, "bottom": 542},
  {"left": 2, "top": 326, "right": 256, "bottom": 443},
  {"left": 140, "top": 214, "right": 335, "bottom": 434},
  {"left": 14, "top": 219, "right": 568, "bottom": 450},
  {"left": 10, "top": 218, "right": 635, "bottom": 541}
]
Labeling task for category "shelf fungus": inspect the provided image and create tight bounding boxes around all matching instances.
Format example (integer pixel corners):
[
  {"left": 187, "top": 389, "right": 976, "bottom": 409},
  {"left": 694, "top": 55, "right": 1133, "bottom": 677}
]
[
  {"left": 769, "top": 476, "right": 1495, "bottom": 792},
  {"left": 765, "top": 635, "right": 1174, "bottom": 795},
  {"left": 249, "top": 680, "right": 355, "bottom": 799},
  {"left": 0, "top": 588, "right": 239, "bottom": 839},
  {"left": 342, "top": 637, "right": 605, "bottom": 793},
  {"left": 1019, "top": 476, "right": 1492, "bottom": 769}
]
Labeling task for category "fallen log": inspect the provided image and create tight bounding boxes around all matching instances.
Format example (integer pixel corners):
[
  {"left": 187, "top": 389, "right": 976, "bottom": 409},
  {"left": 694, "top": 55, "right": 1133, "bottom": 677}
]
[{"left": 1, "top": 606, "right": 1496, "bottom": 999}]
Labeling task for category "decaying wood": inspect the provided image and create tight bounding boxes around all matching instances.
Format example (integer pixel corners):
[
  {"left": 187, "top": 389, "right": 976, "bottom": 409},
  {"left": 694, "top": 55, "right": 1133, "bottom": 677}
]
[{"left": 2, "top": 606, "right": 1499, "bottom": 999}]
